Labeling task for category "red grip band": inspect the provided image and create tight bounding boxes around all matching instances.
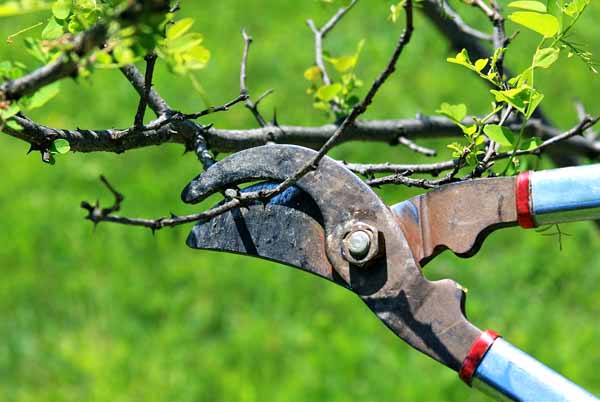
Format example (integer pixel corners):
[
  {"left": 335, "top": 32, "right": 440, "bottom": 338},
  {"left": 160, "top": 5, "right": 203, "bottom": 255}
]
[
  {"left": 459, "top": 329, "right": 500, "bottom": 385},
  {"left": 516, "top": 171, "right": 535, "bottom": 229}
]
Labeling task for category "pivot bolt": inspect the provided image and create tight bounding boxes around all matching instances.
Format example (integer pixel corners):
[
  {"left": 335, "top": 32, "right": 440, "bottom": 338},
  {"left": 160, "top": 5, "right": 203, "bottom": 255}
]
[
  {"left": 347, "top": 230, "right": 371, "bottom": 259},
  {"left": 342, "top": 223, "right": 380, "bottom": 266}
]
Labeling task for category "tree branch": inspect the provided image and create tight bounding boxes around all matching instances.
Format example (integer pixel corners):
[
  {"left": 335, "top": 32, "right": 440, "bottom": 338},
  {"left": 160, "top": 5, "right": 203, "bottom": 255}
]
[
  {"left": 5, "top": 113, "right": 600, "bottom": 160},
  {"left": 120, "top": 63, "right": 171, "bottom": 116},
  {"left": 367, "top": 116, "right": 600, "bottom": 188},
  {"left": 133, "top": 53, "right": 158, "bottom": 128},
  {"left": 239, "top": 29, "right": 270, "bottom": 127}
]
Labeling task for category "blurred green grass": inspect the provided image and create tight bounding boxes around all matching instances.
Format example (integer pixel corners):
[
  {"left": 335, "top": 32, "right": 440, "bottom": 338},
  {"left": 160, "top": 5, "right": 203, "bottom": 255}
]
[{"left": 0, "top": 1, "right": 599, "bottom": 401}]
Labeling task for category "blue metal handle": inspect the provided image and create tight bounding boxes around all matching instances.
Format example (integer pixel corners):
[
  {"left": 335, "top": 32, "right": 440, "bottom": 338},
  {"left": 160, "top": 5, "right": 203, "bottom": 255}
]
[
  {"left": 472, "top": 338, "right": 599, "bottom": 402},
  {"left": 527, "top": 164, "right": 600, "bottom": 226}
]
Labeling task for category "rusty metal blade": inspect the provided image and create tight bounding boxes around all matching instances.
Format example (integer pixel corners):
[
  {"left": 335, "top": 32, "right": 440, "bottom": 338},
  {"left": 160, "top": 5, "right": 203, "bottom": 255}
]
[
  {"left": 391, "top": 177, "right": 519, "bottom": 266},
  {"left": 187, "top": 182, "right": 339, "bottom": 283}
]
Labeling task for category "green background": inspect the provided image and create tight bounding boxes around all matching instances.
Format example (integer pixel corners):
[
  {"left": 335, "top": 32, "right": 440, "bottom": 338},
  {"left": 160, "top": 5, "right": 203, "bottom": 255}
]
[{"left": 1, "top": 1, "right": 599, "bottom": 401}]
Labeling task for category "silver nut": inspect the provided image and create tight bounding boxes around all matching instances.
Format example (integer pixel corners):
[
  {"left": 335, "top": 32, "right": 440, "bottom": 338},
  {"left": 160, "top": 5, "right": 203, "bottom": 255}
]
[{"left": 342, "top": 223, "right": 380, "bottom": 266}]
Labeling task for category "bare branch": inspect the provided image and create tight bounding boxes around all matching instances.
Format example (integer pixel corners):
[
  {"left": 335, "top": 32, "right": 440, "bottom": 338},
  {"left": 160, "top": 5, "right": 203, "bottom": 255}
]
[
  {"left": 6, "top": 113, "right": 600, "bottom": 160},
  {"left": 321, "top": 0, "right": 358, "bottom": 37},
  {"left": 133, "top": 53, "right": 158, "bottom": 128},
  {"left": 81, "top": 176, "right": 243, "bottom": 231},
  {"left": 239, "top": 29, "right": 270, "bottom": 127},
  {"left": 433, "top": 1, "right": 493, "bottom": 42},
  {"left": 120, "top": 63, "right": 171, "bottom": 116},
  {"left": 397, "top": 136, "right": 437, "bottom": 157},
  {"left": 367, "top": 116, "right": 600, "bottom": 189},
  {"left": 345, "top": 160, "right": 457, "bottom": 176}
]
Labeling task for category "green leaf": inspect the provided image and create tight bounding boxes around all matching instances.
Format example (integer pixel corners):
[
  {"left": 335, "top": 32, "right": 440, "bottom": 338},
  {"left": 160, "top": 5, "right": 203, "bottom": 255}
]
[
  {"left": 113, "top": 45, "right": 136, "bottom": 65},
  {"left": 167, "top": 18, "right": 194, "bottom": 40},
  {"left": 563, "top": 0, "right": 589, "bottom": 16},
  {"left": 447, "top": 49, "right": 472, "bottom": 68},
  {"left": 525, "top": 90, "right": 545, "bottom": 119},
  {"left": 389, "top": 2, "right": 403, "bottom": 23},
  {"left": 508, "top": 11, "right": 560, "bottom": 38},
  {"left": 437, "top": 103, "right": 467, "bottom": 123},
  {"left": 181, "top": 45, "right": 211, "bottom": 70},
  {"left": 42, "top": 17, "right": 64, "bottom": 40},
  {"left": 463, "top": 124, "right": 478, "bottom": 136},
  {"left": 50, "top": 139, "right": 70, "bottom": 154},
  {"left": 483, "top": 125, "right": 516, "bottom": 147},
  {"left": 447, "top": 142, "right": 466, "bottom": 158},
  {"left": 474, "top": 134, "right": 486, "bottom": 146},
  {"left": 508, "top": 1, "right": 547, "bottom": 12},
  {"left": 325, "top": 39, "right": 365, "bottom": 73},
  {"left": 316, "top": 83, "right": 342, "bottom": 101},
  {"left": 166, "top": 33, "right": 204, "bottom": 53},
  {"left": 521, "top": 137, "right": 543, "bottom": 151},
  {"left": 533, "top": 47, "right": 560, "bottom": 69},
  {"left": 474, "top": 58, "right": 488, "bottom": 72},
  {"left": 27, "top": 82, "right": 60, "bottom": 110},
  {"left": 326, "top": 55, "right": 357, "bottom": 72},
  {"left": 491, "top": 86, "right": 529, "bottom": 114},
  {"left": 94, "top": 51, "right": 113, "bottom": 65},
  {"left": 52, "top": 0, "right": 71, "bottom": 19},
  {"left": 24, "top": 38, "right": 51, "bottom": 64},
  {"left": 304, "top": 66, "right": 321, "bottom": 82}
]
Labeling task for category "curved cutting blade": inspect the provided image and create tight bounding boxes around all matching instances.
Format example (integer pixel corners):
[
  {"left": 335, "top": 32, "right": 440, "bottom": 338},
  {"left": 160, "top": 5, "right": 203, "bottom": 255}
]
[{"left": 187, "top": 182, "right": 341, "bottom": 284}]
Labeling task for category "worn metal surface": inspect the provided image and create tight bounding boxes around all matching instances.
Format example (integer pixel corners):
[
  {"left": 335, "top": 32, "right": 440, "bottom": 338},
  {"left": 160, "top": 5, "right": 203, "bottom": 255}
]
[
  {"left": 183, "top": 144, "right": 481, "bottom": 371},
  {"left": 187, "top": 183, "right": 336, "bottom": 282},
  {"left": 392, "top": 177, "right": 518, "bottom": 266},
  {"left": 530, "top": 164, "right": 600, "bottom": 226}
]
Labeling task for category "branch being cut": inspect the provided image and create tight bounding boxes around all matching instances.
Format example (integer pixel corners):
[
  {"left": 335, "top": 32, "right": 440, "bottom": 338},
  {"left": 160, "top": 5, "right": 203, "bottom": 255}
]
[{"left": 81, "top": 176, "right": 244, "bottom": 231}]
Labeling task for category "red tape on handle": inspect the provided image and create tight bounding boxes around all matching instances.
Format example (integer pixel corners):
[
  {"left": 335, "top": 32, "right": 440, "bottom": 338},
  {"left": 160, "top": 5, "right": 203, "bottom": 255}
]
[
  {"left": 516, "top": 171, "right": 535, "bottom": 229},
  {"left": 459, "top": 330, "right": 500, "bottom": 385}
]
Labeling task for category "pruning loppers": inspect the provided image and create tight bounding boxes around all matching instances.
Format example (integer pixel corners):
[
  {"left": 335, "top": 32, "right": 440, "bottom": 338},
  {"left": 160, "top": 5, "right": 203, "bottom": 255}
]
[{"left": 181, "top": 144, "right": 600, "bottom": 402}]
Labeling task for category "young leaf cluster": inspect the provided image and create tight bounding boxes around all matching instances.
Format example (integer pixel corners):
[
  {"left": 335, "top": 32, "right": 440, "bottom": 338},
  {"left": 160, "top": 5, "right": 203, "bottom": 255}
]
[{"left": 304, "top": 39, "right": 365, "bottom": 118}]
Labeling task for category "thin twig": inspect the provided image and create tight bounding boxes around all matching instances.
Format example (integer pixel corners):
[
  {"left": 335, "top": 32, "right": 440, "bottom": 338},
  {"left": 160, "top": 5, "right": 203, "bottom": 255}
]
[
  {"left": 133, "top": 53, "right": 158, "bottom": 129},
  {"left": 397, "top": 136, "right": 437, "bottom": 157},
  {"left": 120, "top": 63, "right": 171, "bottom": 116},
  {"left": 239, "top": 29, "right": 270, "bottom": 127},
  {"left": 306, "top": 0, "right": 358, "bottom": 114}
]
